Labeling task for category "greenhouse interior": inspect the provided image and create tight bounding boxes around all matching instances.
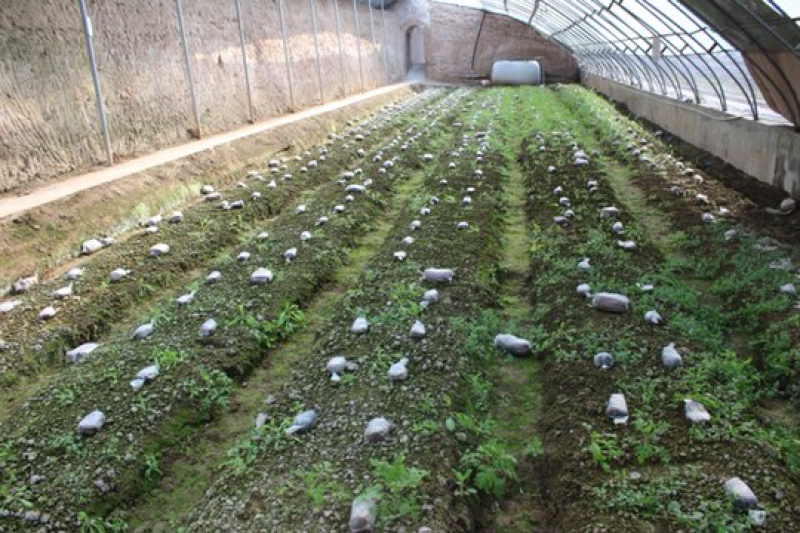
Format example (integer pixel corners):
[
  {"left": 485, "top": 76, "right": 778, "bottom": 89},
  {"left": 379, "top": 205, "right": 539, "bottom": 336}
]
[{"left": 2, "top": 0, "right": 800, "bottom": 531}]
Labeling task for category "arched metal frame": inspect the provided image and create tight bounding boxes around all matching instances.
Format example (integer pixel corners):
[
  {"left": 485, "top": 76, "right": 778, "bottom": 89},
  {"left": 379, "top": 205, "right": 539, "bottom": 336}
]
[{"left": 432, "top": 0, "right": 799, "bottom": 124}]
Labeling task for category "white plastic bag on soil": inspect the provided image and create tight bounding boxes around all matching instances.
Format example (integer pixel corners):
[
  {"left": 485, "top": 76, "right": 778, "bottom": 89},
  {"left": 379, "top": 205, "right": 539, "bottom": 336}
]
[
  {"left": 422, "top": 269, "right": 454, "bottom": 283},
  {"left": 388, "top": 358, "right": 409, "bottom": 381},
  {"left": 684, "top": 399, "right": 711, "bottom": 424},
  {"left": 724, "top": 477, "right": 758, "bottom": 509},
  {"left": 410, "top": 320, "right": 427, "bottom": 339},
  {"left": 77, "top": 410, "right": 105, "bottom": 436},
  {"left": 606, "top": 393, "right": 629, "bottom": 424},
  {"left": 66, "top": 343, "right": 100, "bottom": 364},
  {"left": 594, "top": 352, "right": 613, "bottom": 369},
  {"left": 494, "top": 334, "right": 532, "bottom": 357},
  {"left": 591, "top": 293, "right": 629, "bottom": 313},
  {"left": 349, "top": 494, "right": 378, "bottom": 533},
  {"left": 199, "top": 319, "right": 217, "bottom": 337},
  {"left": 661, "top": 342, "right": 682, "bottom": 368},
  {"left": 132, "top": 322, "right": 154, "bottom": 340},
  {"left": 351, "top": 317, "right": 369, "bottom": 334},
  {"left": 285, "top": 410, "right": 317, "bottom": 435},
  {"left": 364, "top": 417, "right": 392, "bottom": 443}
]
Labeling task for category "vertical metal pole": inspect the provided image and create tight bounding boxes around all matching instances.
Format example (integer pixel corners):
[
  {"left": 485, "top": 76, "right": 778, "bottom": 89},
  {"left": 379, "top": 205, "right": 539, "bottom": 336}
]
[
  {"left": 334, "top": 0, "right": 347, "bottom": 97},
  {"left": 309, "top": 0, "right": 324, "bottom": 104},
  {"left": 277, "top": 0, "right": 295, "bottom": 110},
  {"left": 175, "top": 0, "right": 201, "bottom": 137},
  {"left": 381, "top": 0, "right": 389, "bottom": 83},
  {"left": 77, "top": 0, "right": 113, "bottom": 164},
  {"left": 235, "top": 0, "right": 255, "bottom": 123},
  {"left": 353, "top": 0, "right": 365, "bottom": 91},
  {"left": 368, "top": 1, "right": 376, "bottom": 46}
]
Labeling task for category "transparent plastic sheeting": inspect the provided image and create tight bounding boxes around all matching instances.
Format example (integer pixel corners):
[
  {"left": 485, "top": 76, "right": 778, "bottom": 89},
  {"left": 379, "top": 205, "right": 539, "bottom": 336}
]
[{"left": 434, "top": 0, "right": 800, "bottom": 123}]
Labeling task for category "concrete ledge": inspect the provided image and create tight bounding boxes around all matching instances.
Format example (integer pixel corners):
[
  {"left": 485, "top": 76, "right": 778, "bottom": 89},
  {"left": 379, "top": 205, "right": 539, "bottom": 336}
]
[{"left": 584, "top": 74, "right": 800, "bottom": 198}]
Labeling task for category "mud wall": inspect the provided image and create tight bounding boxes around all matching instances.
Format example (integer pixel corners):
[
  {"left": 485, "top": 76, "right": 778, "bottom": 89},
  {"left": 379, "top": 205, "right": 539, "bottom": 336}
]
[
  {"left": 424, "top": 2, "right": 578, "bottom": 83},
  {"left": 0, "top": 0, "right": 405, "bottom": 194}
]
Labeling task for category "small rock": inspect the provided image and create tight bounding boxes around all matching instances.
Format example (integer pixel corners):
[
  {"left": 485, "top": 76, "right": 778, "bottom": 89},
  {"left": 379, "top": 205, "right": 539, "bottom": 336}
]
[{"left": 410, "top": 321, "right": 426, "bottom": 339}]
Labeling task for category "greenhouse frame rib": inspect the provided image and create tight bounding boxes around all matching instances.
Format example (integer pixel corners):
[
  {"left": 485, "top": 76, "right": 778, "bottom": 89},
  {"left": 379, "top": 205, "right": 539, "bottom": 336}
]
[{"left": 432, "top": 0, "right": 800, "bottom": 126}]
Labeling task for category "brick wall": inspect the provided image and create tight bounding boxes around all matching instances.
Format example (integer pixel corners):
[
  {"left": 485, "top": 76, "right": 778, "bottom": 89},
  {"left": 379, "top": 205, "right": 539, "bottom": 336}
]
[{"left": 424, "top": 2, "right": 578, "bottom": 83}]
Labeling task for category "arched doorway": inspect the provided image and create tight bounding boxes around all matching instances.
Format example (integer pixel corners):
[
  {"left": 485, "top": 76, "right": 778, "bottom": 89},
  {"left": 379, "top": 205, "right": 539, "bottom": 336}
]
[{"left": 405, "top": 25, "right": 426, "bottom": 80}]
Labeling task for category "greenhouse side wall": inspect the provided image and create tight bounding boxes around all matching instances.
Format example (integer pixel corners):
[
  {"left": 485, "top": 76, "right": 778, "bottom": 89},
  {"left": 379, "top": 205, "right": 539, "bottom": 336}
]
[
  {"left": 585, "top": 74, "right": 800, "bottom": 198},
  {"left": 423, "top": 2, "right": 578, "bottom": 83},
  {"left": 0, "top": 0, "right": 403, "bottom": 194}
]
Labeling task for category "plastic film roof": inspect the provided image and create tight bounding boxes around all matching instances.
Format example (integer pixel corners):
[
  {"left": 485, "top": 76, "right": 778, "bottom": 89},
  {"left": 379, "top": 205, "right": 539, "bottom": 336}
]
[{"left": 434, "top": 0, "right": 800, "bottom": 124}]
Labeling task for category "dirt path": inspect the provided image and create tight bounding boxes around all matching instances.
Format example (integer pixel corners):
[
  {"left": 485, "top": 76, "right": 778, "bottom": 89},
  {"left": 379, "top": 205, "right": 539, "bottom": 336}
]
[
  {"left": 0, "top": 83, "right": 411, "bottom": 221},
  {"left": 482, "top": 126, "right": 547, "bottom": 532},
  {"left": 125, "top": 168, "right": 429, "bottom": 530}
]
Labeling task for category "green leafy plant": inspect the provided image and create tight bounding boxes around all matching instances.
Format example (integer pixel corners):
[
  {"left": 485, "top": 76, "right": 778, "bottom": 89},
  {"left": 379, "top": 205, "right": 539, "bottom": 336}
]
[
  {"left": 143, "top": 452, "right": 162, "bottom": 480},
  {"left": 295, "top": 461, "right": 344, "bottom": 510},
  {"left": 460, "top": 439, "right": 517, "bottom": 498},
  {"left": 368, "top": 453, "right": 428, "bottom": 524},
  {"left": 584, "top": 424, "right": 622, "bottom": 474}
]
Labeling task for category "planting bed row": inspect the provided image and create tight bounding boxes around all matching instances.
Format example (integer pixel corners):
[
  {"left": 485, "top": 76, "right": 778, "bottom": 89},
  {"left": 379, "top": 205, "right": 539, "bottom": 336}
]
[
  {"left": 182, "top": 91, "right": 509, "bottom": 532},
  {"left": 515, "top": 87, "right": 800, "bottom": 531},
  {"left": 3, "top": 84, "right": 799, "bottom": 532},
  {"left": 0, "top": 88, "right": 469, "bottom": 531},
  {"left": 0, "top": 89, "right": 439, "bottom": 391}
]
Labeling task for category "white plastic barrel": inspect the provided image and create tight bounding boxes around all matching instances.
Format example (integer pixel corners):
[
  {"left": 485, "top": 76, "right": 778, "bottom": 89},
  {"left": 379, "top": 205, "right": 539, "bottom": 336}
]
[{"left": 491, "top": 60, "right": 544, "bottom": 85}]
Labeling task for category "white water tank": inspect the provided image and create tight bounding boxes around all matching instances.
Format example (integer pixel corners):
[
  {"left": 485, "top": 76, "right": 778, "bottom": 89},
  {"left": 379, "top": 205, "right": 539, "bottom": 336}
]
[{"left": 491, "top": 60, "right": 544, "bottom": 85}]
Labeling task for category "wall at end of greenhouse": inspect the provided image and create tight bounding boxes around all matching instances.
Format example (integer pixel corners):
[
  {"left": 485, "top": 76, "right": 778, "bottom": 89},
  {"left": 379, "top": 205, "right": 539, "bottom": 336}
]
[
  {"left": 585, "top": 74, "right": 800, "bottom": 199},
  {"left": 0, "top": 0, "right": 405, "bottom": 194},
  {"left": 423, "top": 2, "right": 578, "bottom": 83}
]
